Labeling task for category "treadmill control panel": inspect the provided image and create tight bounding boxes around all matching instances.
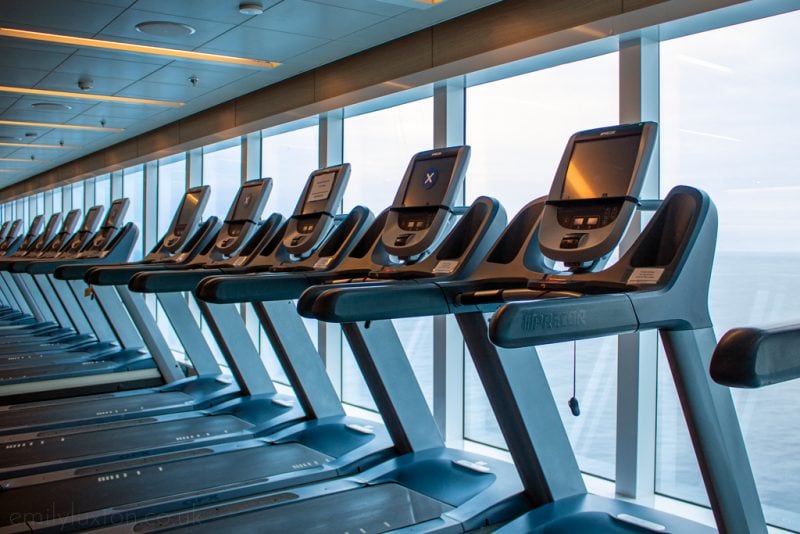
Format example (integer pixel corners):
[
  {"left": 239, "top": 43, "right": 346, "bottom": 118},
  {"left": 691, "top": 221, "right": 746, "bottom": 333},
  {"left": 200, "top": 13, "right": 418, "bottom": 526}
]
[
  {"left": 162, "top": 186, "right": 209, "bottom": 252},
  {"left": 215, "top": 179, "right": 272, "bottom": 256},
  {"left": 539, "top": 122, "right": 657, "bottom": 267},
  {"left": 382, "top": 146, "right": 469, "bottom": 260},
  {"left": 281, "top": 164, "right": 350, "bottom": 258},
  {"left": 78, "top": 198, "right": 129, "bottom": 257}
]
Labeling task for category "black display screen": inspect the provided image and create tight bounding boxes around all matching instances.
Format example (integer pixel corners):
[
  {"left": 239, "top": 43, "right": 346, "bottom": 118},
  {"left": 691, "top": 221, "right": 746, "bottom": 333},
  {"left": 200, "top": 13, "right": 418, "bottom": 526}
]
[
  {"left": 561, "top": 133, "right": 641, "bottom": 200},
  {"left": 402, "top": 156, "right": 456, "bottom": 207},
  {"left": 174, "top": 190, "right": 202, "bottom": 233},
  {"left": 301, "top": 171, "right": 337, "bottom": 215},
  {"left": 232, "top": 183, "right": 264, "bottom": 221},
  {"left": 107, "top": 202, "right": 123, "bottom": 224},
  {"left": 82, "top": 207, "right": 103, "bottom": 231}
]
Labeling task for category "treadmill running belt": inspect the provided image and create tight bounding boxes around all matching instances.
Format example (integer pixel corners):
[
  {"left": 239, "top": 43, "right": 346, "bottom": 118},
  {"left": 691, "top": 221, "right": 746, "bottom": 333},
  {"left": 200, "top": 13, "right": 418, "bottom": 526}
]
[
  {"left": 0, "top": 358, "right": 148, "bottom": 382},
  {"left": 0, "top": 415, "right": 252, "bottom": 467},
  {"left": 0, "top": 392, "right": 194, "bottom": 428},
  {"left": 0, "top": 443, "right": 334, "bottom": 528},
  {"left": 151, "top": 483, "right": 453, "bottom": 533}
]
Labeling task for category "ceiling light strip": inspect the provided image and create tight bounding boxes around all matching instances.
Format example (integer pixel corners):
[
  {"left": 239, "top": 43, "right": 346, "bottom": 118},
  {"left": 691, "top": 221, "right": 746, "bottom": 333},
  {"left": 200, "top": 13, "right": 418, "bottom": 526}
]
[
  {"left": 0, "top": 119, "right": 123, "bottom": 132},
  {"left": 0, "top": 27, "right": 280, "bottom": 69},
  {"left": 0, "top": 158, "right": 48, "bottom": 162},
  {"left": 0, "top": 86, "right": 183, "bottom": 107},
  {"left": 0, "top": 142, "right": 78, "bottom": 149}
]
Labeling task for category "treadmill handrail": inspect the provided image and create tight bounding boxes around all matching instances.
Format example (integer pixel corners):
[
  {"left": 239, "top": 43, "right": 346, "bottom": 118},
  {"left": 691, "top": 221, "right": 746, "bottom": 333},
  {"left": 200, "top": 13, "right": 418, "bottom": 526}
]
[{"left": 711, "top": 324, "right": 800, "bottom": 388}]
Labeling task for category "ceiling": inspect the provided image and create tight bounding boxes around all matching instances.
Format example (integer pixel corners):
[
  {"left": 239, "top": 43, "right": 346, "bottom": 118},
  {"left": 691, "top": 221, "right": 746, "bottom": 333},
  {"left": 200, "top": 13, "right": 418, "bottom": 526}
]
[{"left": 0, "top": 0, "right": 502, "bottom": 188}]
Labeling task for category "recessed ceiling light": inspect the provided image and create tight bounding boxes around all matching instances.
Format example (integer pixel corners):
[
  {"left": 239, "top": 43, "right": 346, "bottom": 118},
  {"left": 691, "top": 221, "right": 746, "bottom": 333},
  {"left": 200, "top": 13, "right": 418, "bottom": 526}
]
[
  {"left": 0, "top": 135, "right": 24, "bottom": 142},
  {"left": 239, "top": 3, "right": 264, "bottom": 15},
  {"left": 0, "top": 141, "right": 78, "bottom": 149},
  {"left": 135, "top": 21, "right": 197, "bottom": 38},
  {"left": 0, "top": 26, "right": 280, "bottom": 69},
  {"left": 0, "top": 157, "right": 47, "bottom": 162},
  {"left": 0, "top": 170, "right": 19, "bottom": 173},
  {"left": 0, "top": 86, "right": 183, "bottom": 107},
  {"left": 31, "top": 102, "right": 73, "bottom": 112},
  {"left": 0, "top": 119, "right": 123, "bottom": 132}
]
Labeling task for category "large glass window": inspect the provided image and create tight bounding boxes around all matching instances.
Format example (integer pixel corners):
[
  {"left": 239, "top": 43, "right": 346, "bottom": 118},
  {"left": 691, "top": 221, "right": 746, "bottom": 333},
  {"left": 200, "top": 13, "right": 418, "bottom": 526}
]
[
  {"left": 157, "top": 154, "right": 187, "bottom": 237},
  {"left": 658, "top": 11, "right": 800, "bottom": 530},
  {"left": 71, "top": 182, "right": 84, "bottom": 214},
  {"left": 202, "top": 140, "right": 241, "bottom": 220},
  {"left": 52, "top": 187, "right": 63, "bottom": 215},
  {"left": 464, "top": 52, "right": 619, "bottom": 480},
  {"left": 342, "top": 97, "right": 434, "bottom": 410},
  {"left": 262, "top": 123, "right": 319, "bottom": 215},
  {"left": 94, "top": 174, "right": 111, "bottom": 207},
  {"left": 123, "top": 165, "right": 145, "bottom": 261}
]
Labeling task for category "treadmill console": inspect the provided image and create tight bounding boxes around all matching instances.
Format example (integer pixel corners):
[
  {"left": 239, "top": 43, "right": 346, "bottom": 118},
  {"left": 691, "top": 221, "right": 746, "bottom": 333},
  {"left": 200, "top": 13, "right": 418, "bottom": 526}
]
[
  {"left": 78, "top": 198, "right": 129, "bottom": 257},
  {"left": 162, "top": 185, "right": 210, "bottom": 251},
  {"left": 19, "top": 214, "right": 45, "bottom": 250},
  {"left": 66, "top": 206, "right": 104, "bottom": 254},
  {"left": 24, "top": 212, "right": 61, "bottom": 256},
  {"left": 0, "top": 220, "right": 22, "bottom": 252},
  {"left": 0, "top": 221, "right": 9, "bottom": 241},
  {"left": 215, "top": 179, "right": 271, "bottom": 256},
  {"left": 46, "top": 209, "right": 81, "bottom": 252},
  {"left": 539, "top": 122, "right": 657, "bottom": 268},
  {"left": 382, "top": 146, "right": 469, "bottom": 260},
  {"left": 282, "top": 164, "right": 350, "bottom": 257}
]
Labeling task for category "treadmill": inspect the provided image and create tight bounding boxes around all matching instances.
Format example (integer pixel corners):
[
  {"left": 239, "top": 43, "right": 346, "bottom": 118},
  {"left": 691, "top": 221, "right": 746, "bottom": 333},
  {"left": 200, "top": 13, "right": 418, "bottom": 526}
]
[
  {"left": 0, "top": 178, "right": 282, "bottom": 478},
  {"left": 293, "top": 122, "right": 765, "bottom": 534},
  {"left": 0, "top": 151, "right": 502, "bottom": 532},
  {"left": 0, "top": 215, "right": 50, "bottom": 323},
  {"left": 0, "top": 200, "right": 159, "bottom": 403},
  {"left": 0, "top": 210, "right": 82, "bottom": 346},
  {"left": 0, "top": 188, "right": 221, "bottom": 433},
  {"left": 82, "top": 146, "right": 524, "bottom": 534}
]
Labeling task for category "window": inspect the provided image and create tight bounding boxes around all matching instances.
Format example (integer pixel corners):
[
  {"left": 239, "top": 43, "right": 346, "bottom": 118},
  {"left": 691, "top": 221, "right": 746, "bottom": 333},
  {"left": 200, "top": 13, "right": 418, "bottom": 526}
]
[
  {"left": 464, "top": 52, "right": 620, "bottom": 480},
  {"left": 262, "top": 122, "right": 319, "bottom": 216},
  {"left": 71, "top": 182, "right": 85, "bottom": 214},
  {"left": 123, "top": 165, "right": 145, "bottom": 261},
  {"left": 52, "top": 187, "right": 63, "bottom": 215},
  {"left": 202, "top": 140, "right": 241, "bottom": 220},
  {"left": 157, "top": 154, "right": 186, "bottom": 237},
  {"left": 342, "top": 97, "right": 434, "bottom": 410},
  {"left": 658, "top": 11, "right": 800, "bottom": 530},
  {"left": 94, "top": 174, "right": 111, "bottom": 207}
]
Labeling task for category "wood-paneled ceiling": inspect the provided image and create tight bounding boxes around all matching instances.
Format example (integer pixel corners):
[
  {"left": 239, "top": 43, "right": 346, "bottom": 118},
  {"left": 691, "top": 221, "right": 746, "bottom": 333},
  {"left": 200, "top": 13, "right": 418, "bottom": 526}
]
[{"left": 0, "top": 0, "right": 501, "bottom": 187}]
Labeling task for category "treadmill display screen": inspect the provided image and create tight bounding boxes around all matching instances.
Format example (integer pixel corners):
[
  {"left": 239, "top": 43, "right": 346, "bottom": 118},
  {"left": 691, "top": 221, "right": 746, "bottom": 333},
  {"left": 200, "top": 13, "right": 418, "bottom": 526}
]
[
  {"left": 301, "top": 171, "right": 337, "bottom": 214},
  {"left": 402, "top": 155, "right": 456, "bottom": 208},
  {"left": 173, "top": 190, "right": 202, "bottom": 234},
  {"left": 561, "top": 133, "right": 641, "bottom": 200},
  {"left": 232, "top": 183, "right": 264, "bottom": 222},
  {"left": 107, "top": 202, "right": 122, "bottom": 224},
  {"left": 82, "top": 207, "right": 103, "bottom": 231}
]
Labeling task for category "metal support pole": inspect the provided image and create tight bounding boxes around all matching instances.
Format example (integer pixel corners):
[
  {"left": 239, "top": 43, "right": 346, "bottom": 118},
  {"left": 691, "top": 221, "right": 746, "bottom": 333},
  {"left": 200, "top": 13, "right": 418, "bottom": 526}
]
[{"left": 615, "top": 32, "right": 660, "bottom": 502}]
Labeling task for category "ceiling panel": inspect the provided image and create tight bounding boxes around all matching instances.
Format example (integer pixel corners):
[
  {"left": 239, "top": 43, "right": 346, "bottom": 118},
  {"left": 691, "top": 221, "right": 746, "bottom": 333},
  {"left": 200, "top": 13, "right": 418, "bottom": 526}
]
[
  {"left": 0, "top": 96, "right": 21, "bottom": 114},
  {"left": 0, "top": 43, "right": 72, "bottom": 71},
  {"left": 80, "top": 101, "right": 171, "bottom": 120},
  {"left": 244, "top": 0, "right": 387, "bottom": 40},
  {"left": 0, "top": 0, "right": 125, "bottom": 35},
  {"left": 201, "top": 26, "right": 328, "bottom": 62},
  {"left": 97, "top": 9, "right": 236, "bottom": 49},
  {"left": 54, "top": 54, "right": 167, "bottom": 81},
  {"left": 1, "top": 68, "right": 51, "bottom": 88},
  {"left": 0, "top": 108, "right": 82, "bottom": 124},
  {"left": 35, "top": 71, "right": 135, "bottom": 94},
  {"left": 142, "top": 63, "right": 253, "bottom": 87},
  {"left": 65, "top": 114, "right": 140, "bottom": 128},
  {"left": 307, "top": 0, "right": 409, "bottom": 17},
  {"left": 130, "top": 0, "right": 282, "bottom": 25},
  {"left": 117, "top": 80, "right": 213, "bottom": 101}
]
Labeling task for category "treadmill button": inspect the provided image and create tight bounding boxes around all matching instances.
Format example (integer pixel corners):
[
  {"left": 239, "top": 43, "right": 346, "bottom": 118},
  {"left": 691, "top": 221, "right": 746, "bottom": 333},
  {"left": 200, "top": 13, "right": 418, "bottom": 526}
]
[{"left": 394, "top": 233, "right": 414, "bottom": 246}]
